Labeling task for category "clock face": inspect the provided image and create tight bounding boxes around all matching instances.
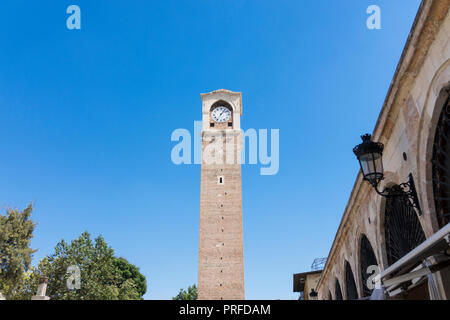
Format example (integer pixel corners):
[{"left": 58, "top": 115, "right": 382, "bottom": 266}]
[{"left": 211, "top": 106, "right": 231, "bottom": 123}]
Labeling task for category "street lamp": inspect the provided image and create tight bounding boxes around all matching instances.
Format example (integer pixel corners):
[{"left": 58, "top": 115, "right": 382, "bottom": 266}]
[
  {"left": 353, "top": 134, "right": 422, "bottom": 216},
  {"left": 309, "top": 289, "right": 318, "bottom": 300}
]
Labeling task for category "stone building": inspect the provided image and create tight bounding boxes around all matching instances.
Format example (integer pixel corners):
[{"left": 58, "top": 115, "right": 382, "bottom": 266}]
[{"left": 316, "top": 0, "right": 450, "bottom": 300}]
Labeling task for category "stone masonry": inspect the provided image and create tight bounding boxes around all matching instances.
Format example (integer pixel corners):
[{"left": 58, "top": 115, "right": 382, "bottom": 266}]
[
  {"left": 316, "top": 0, "right": 450, "bottom": 300},
  {"left": 198, "top": 89, "right": 245, "bottom": 300}
]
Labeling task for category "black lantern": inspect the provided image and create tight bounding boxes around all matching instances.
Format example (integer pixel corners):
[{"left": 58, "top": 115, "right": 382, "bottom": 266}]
[
  {"left": 353, "top": 134, "right": 384, "bottom": 187},
  {"left": 353, "top": 134, "right": 423, "bottom": 216},
  {"left": 309, "top": 289, "right": 318, "bottom": 300}
]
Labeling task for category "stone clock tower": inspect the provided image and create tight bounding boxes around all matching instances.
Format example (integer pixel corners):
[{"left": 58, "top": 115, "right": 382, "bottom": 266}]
[{"left": 198, "top": 89, "right": 245, "bottom": 300}]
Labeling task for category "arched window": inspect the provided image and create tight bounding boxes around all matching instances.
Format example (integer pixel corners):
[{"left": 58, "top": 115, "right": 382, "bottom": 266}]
[
  {"left": 210, "top": 100, "right": 233, "bottom": 113},
  {"left": 360, "top": 235, "right": 378, "bottom": 297},
  {"left": 432, "top": 93, "right": 450, "bottom": 229},
  {"left": 385, "top": 194, "right": 426, "bottom": 266},
  {"left": 345, "top": 261, "right": 358, "bottom": 300},
  {"left": 335, "top": 278, "right": 343, "bottom": 300}
]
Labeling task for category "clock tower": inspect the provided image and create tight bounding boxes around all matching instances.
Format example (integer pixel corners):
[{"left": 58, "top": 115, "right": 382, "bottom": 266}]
[{"left": 198, "top": 89, "right": 245, "bottom": 300}]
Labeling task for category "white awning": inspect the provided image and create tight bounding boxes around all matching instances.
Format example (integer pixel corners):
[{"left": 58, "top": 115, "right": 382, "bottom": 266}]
[{"left": 374, "top": 223, "right": 450, "bottom": 299}]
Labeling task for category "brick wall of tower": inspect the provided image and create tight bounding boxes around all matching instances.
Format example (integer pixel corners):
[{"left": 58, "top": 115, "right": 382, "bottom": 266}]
[{"left": 198, "top": 133, "right": 245, "bottom": 300}]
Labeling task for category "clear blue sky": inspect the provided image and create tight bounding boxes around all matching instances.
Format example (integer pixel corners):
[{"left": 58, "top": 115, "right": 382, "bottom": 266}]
[{"left": 0, "top": 1, "right": 421, "bottom": 299}]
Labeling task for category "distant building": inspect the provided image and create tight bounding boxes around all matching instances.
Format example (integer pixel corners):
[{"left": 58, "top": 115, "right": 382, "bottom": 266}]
[
  {"left": 293, "top": 258, "right": 326, "bottom": 300},
  {"left": 293, "top": 270, "right": 322, "bottom": 300}
]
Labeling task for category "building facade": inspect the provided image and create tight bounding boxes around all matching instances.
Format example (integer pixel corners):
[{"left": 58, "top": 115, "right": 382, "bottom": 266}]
[
  {"left": 293, "top": 271, "right": 322, "bottom": 300},
  {"left": 316, "top": 0, "right": 450, "bottom": 300},
  {"left": 198, "top": 89, "right": 245, "bottom": 300}
]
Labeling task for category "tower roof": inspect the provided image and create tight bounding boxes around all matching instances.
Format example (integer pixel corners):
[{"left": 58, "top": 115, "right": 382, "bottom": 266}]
[{"left": 200, "top": 89, "right": 242, "bottom": 116}]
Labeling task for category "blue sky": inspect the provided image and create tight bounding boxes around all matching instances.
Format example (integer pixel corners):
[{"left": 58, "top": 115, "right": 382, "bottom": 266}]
[{"left": 0, "top": 1, "right": 421, "bottom": 299}]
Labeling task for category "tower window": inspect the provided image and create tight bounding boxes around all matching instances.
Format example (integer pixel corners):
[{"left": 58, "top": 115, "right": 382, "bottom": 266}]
[
  {"left": 210, "top": 123, "right": 215, "bottom": 127},
  {"left": 218, "top": 176, "right": 224, "bottom": 185},
  {"left": 228, "top": 122, "right": 232, "bottom": 127}
]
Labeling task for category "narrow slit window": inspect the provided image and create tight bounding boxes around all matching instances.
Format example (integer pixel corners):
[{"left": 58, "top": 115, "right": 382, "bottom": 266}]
[{"left": 218, "top": 176, "right": 224, "bottom": 185}]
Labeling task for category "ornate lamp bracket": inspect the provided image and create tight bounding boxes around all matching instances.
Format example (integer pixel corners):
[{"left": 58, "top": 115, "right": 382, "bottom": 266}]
[{"left": 372, "top": 173, "right": 423, "bottom": 216}]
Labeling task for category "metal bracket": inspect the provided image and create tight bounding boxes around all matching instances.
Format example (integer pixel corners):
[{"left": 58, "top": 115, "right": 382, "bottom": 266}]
[
  {"left": 405, "top": 173, "right": 423, "bottom": 216},
  {"left": 374, "top": 173, "right": 423, "bottom": 216}
]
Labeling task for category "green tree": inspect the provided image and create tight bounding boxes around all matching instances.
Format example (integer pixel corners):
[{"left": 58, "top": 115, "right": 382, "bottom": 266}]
[
  {"left": 31, "top": 231, "right": 147, "bottom": 300},
  {"left": 0, "top": 204, "right": 37, "bottom": 299},
  {"left": 173, "top": 284, "right": 198, "bottom": 300},
  {"left": 114, "top": 257, "right": 147, "bottom": 299}
]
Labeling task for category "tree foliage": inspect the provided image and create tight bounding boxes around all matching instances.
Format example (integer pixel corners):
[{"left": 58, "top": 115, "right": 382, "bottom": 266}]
[
  {"left": 172, "top": 284, "right": 198, "bottom": 300},
  {"left": 114, "top": 257, "right": 147, "bottom": 299},
  {"left": 0, "top": 204, "right": 147, "bottom": 300},
  {"left": 27, "top": 232, "right": 147, "bottom": 300},
  {"left": 0, "top": 204, "right": 36, "bottom": 299}
]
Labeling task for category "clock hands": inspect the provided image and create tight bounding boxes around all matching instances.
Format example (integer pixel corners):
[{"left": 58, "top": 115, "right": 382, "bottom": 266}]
[{"left": 212, "top": 107, "right": 230, "bottom": 122}]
